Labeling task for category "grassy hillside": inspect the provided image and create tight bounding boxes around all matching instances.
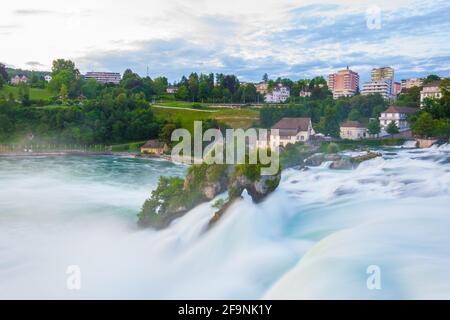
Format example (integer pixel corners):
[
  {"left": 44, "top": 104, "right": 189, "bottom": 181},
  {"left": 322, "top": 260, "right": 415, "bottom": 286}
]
[
  {"left": 0, "top": 85, "right": 53, "bottom": 100},
  {"left": 151, "top": 105, "right": 259, "bottom": 131}
]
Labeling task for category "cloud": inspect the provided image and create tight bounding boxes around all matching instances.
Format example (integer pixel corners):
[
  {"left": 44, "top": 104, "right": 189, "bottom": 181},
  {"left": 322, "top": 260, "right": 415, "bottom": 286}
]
[
  {"left": 14, "top": 9, "right": 55, "bottom": 15},
  {"left": 2, "top": 0, "right": 450, "bottom": 82},
  {"left": 25, "top": 61, "right": 45, "bottom": 67}
]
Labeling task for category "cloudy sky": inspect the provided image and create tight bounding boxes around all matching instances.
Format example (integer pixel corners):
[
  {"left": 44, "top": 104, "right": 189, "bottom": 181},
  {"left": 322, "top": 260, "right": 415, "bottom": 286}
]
[{"left": 1, "top": 0, "right": 449, "bottom": 82}]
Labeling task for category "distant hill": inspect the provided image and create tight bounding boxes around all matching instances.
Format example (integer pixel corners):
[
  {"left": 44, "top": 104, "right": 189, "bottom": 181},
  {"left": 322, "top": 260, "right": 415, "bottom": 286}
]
[{"left": 6, "top": 67, "right": 51, "bottom": 79}]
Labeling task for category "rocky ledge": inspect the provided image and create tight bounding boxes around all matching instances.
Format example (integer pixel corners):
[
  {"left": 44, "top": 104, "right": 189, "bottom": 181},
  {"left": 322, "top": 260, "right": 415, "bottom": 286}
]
[{"left": 138, "top": 162, "right": 281, "bottom": 230}]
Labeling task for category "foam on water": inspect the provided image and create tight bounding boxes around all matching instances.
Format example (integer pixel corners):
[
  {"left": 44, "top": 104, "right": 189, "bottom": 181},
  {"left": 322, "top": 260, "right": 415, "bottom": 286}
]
[{"left": 0, "top": 146, "right": 449, "bottom": 299}]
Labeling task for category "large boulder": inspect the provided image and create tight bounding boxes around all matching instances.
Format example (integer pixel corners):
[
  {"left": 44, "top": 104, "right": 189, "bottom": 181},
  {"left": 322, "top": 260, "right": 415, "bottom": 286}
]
[
  {"left": 330, "top": 152, "right": 381, "bottom": 170},
  {"left": 229, "top": 167, "right": 281, "bottom": 203}
]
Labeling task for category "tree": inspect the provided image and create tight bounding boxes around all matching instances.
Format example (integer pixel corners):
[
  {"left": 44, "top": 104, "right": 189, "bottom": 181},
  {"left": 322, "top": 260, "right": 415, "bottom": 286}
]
[
  {"left": 412, "top": 112, "right": 435, "bottom": 138},
  {"left": 241, "top": 84, "right": 257, "bottom": 103},
  {"left": 121, "top": 69, "right": 144, "bottom": 92},
  {"left": 17, "top": 82, "right": 30, "bottom": 106},
  {"left": 0, "top": 114, "right": 13, "bottom": 138},
  {"left": 320, "top": 107, "right": 340, "bottom": 137},
  {"left": 262, "top": 73, "right": 269, "bottom": 82},
  {"left": 49, "top": 59, "right": 81, "bottom": 98},
  {"left": 386, "top": 121, "right": 399, "bottom": 136},
  {"left": 348, "top": 108, "right": 361, "bottom": 121},
  {"left": 176, "top": 85, "right": 189, "bottom": 101},
  {"left": 433, "top": 119, "right": 450, "bottom": 138},
  {"left": 159, "top": 123, "right": 177, "bottom": 145},
  {"left": 81, "top": 78, "right": 101, "bottom": 99},
  {"left": 52, "top": 59, "right": 79, "bottom": 76},
  {"left": 368, "top": 119, "right": 381, "bottom": 136},
  {"left": 422, "top": 74, "right": 441, "bottom": 85},
  {"left": 60, "top": 84, "right": 68, "bottom": 104},
  {"left": 153, "top": 77, "right": 168, "bottom": 96},
  {"left": 0, "top": 63, "right": 8, "bottom": 88}
]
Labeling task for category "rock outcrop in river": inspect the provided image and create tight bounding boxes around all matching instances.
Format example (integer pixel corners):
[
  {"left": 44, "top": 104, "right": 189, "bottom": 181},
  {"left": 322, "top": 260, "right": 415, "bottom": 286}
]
[{"left": 138, "top": 162, "right": 281, "bottom": 230}]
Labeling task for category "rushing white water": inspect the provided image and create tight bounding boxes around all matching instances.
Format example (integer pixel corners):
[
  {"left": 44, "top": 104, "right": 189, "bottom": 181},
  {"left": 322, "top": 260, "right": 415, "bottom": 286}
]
[{"left": 0, "top": 146, "right": 449, "bottom": 299}]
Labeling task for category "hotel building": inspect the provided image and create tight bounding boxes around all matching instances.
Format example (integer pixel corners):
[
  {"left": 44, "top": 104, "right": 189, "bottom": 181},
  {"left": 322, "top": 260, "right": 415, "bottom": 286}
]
[
  {"left": 85, "top": 72, "right": 122, "bottom": 85},
  {"left": 328, "top": 67, "right": 360, "bottom": 99}
]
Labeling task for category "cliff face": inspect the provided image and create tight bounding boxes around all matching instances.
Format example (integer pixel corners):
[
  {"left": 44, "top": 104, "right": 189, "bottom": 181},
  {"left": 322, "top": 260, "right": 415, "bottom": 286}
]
[{"left": 138, "top": 163, "right": 281, "bottom": 230}]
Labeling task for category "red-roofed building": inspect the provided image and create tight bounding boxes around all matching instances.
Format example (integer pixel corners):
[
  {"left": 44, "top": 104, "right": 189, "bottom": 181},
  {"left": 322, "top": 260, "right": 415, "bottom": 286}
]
[
  {"left": 379, "top": 106, "right": 417, "bottom": 130},
  {"left": 269, "top": 117, "right": 315, "bottom": 148}
]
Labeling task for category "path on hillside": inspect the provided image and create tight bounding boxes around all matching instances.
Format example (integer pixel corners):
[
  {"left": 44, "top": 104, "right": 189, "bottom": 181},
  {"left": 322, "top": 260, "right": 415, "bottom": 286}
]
[{"left": 151, "top": 105, "right": 219, "bottom": 113}]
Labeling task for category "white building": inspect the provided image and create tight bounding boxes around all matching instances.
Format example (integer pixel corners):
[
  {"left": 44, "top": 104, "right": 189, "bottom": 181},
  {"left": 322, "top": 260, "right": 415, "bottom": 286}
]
[
  {"left": 420, "top": 81, "right": 442, "bottom": 106},
  {"left": 264, "top": 85, "right": 290, "bottom": 103},
  {"left": 85, "top": 72, "right": 121, "bottom": 85},
  {"left": 44, "top": 75, "right": 52, "bottom": 82},
  {"left": 166, "top": 86, "right": 178, "bottom": 94},
  {"left": 361, "top": 80, "right": 392, "bottom": 100},
  {"left": 268, "top": 117, "right": 315, "bottom": 148},
  {"left": 401, "top": 78, "right": 423, "bottom": 90},
  {"left": 299, "top": 89, "right": 312, "bottom": 97},
  {"left": 340, "top": 121, "right": 368, "bottom": 140},
  {"left": 379, "top": 106, "right": 417, "bottom": 130}
]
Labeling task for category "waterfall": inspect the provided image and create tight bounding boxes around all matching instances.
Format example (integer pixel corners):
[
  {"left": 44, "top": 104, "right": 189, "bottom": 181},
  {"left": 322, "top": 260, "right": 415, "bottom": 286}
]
[{"left": 0, "top": 146, "right": 449, "bottom": 299}]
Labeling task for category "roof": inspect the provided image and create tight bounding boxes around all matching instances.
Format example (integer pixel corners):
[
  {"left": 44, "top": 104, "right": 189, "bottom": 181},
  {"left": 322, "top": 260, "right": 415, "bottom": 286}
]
[
  {"left": 383, "top": 106, "right": 418, "bottom": 114},
  {"left": 422, "top": 80, "right": 441, "bottom": 88},
  {"left": 271, "top": 118, "right": 311, "bottom": 132},
  {"left": 142, "top": 139, "right": 165, "bottom": 149},
  {"left": 341, "top": 121, "right": 365, "bottom": 128}
]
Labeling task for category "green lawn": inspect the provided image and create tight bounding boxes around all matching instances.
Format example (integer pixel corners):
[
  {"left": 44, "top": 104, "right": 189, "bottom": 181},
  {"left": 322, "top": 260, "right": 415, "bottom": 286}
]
[
  {"left": 0, "top": 85, "right": 53, "bottom": 100},
  {"left": 156, "top": 100, "right": 215, "bottom": 110},
  {"left": 152, "top": 105, "right": 259, "bottom": 131}
]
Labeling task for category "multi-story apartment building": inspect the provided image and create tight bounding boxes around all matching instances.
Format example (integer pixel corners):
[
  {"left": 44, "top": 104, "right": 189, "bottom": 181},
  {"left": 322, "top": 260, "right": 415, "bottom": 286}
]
[
  {"left": 361, "top": 80, "right": 392, "bottom": 100},
  {"left": 255, "top": 82, "right": 269, "bottom": 95},
  {"left": 328, "top": 67, "right": 359, "bottom": 99},
  {"left": 401, "top": 78, "right": 423, "bottom": 90},
  {"left": 85, "top": 72, "right": 121, "bottom": 85},
  {"left": 264, "top": 84, "right": 290, "bottom": 103},
  {"left": 371, "top": 67, "right": 394, "bottom": 82},
  {"left": 379, "top": 106, "right": 417, "bottom": 130},
  {"left": 420, "top": 81, "right": 442, "bottom": 106},
  {"left": 392, "top": 82, "right": 402, "bottom": 96}
]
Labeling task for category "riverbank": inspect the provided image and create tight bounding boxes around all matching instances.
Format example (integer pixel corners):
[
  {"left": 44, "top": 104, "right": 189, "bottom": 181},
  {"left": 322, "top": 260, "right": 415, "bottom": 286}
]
[{"left": 0, "top": 151, "right": 138, "bottom": 157}]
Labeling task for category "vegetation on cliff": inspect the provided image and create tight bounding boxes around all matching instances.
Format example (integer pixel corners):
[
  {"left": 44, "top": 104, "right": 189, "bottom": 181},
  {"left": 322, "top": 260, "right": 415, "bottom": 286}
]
[{"left": 138, "top": 153, "right": 281, "bottom": 230}]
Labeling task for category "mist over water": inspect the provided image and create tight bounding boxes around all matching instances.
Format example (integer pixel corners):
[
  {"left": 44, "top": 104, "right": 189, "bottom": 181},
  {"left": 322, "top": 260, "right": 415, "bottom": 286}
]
[{"left": 0, "top": 146, "right": 449, "bottom": 299}]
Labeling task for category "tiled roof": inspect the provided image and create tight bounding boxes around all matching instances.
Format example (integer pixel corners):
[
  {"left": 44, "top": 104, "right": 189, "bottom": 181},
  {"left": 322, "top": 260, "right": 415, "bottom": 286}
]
[
  {"left": 271, "top": 117, "right": 311, "bottom": 131},
  {"left": 142, "top": 140, "right": 164, "bottom": 148},
  {"left": 341, "top": 121, "right": 365, "bottom": 128},
  {"left": 422, "top": 80, "right": 441, "bottom": 88},
  {"left": 383, "top": 106, "right": 418, "bottom": 114}
]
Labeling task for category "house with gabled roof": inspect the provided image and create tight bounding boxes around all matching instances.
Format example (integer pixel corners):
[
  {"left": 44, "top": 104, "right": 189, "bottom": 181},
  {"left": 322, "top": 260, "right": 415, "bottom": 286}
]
[
  {"left": 340, "top": 121, "right": 368, "bottom": 140},
  {"left": 269, "top": 117, "right": 315, "bottom": 148},
  {"left": 379, "top": 106, "right": 417, "bottom": 130}
]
